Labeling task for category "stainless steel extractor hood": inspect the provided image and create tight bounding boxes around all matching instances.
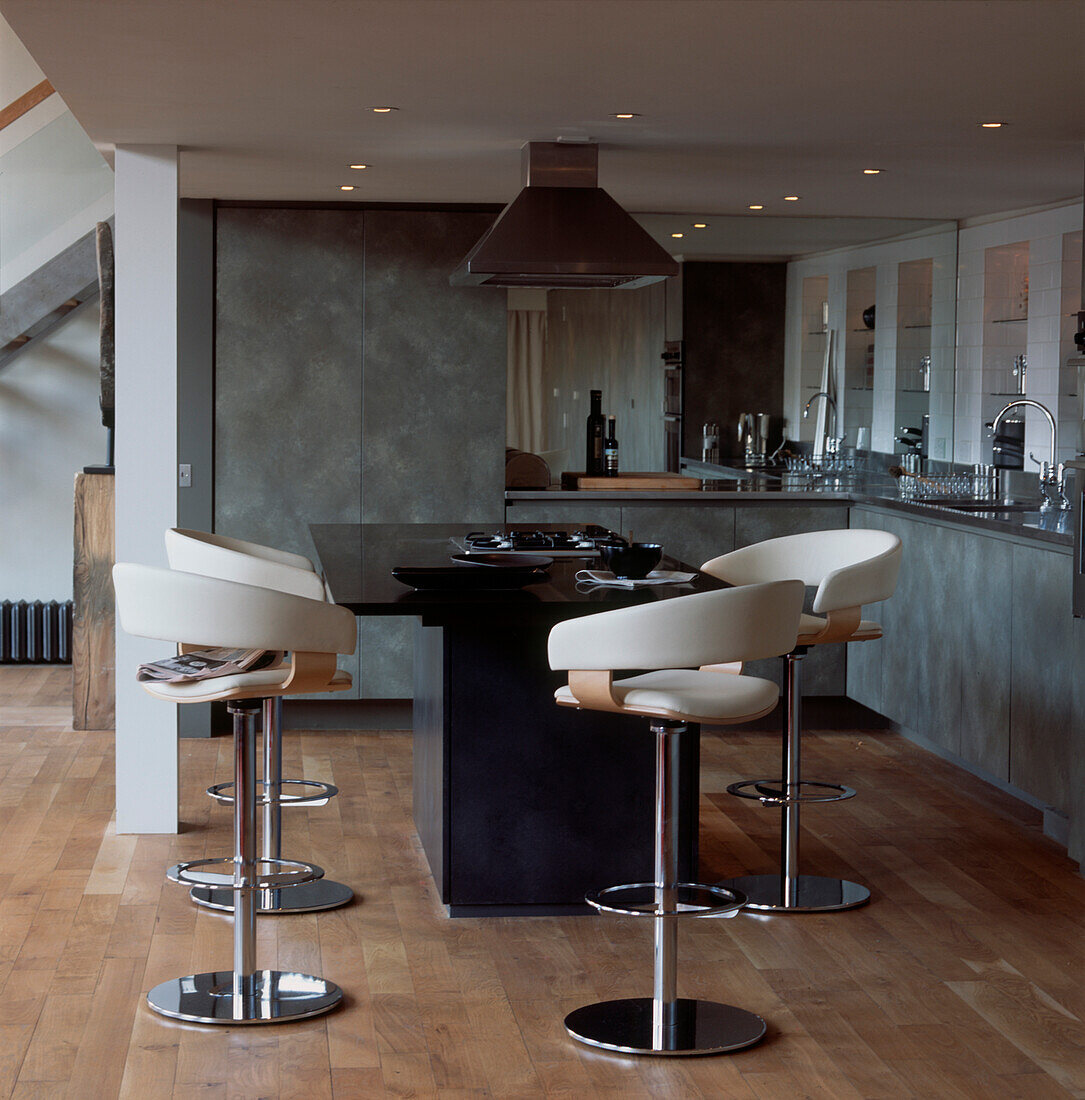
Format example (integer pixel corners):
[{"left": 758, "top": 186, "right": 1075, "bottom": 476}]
[{"left": 450, "top": 142, "right": 679, "bottom": 289}]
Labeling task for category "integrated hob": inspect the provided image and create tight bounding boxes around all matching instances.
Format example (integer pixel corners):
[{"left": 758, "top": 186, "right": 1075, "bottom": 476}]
[{"left": 460, "top": 525, "right": 616, "bottom": 557}]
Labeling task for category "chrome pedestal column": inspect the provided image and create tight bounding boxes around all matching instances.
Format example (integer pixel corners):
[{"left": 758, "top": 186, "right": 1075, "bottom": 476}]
[
  {"left": 565, "top": 722, "right": 765, "bottom": 1056},
  {"left": 722, "top": 649, "right": 869, "bottom": 913},
  {"left": 191, "top": 697, "right": 354, "bottom": 915},
  {"left": 148, "top": 701, "right": 342, "bottom": 1025}
]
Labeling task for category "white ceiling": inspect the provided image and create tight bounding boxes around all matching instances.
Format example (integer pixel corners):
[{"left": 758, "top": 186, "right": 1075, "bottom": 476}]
[{"left": 2, "top": 0, "right": 1082, "bottom": 257}]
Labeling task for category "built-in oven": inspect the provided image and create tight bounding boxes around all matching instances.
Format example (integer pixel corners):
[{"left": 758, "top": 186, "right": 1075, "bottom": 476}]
[{"left": 661, "top": 340, "right": 683, "bottom": 473}]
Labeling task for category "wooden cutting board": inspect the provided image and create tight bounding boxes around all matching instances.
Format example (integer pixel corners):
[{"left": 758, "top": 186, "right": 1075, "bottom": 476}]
[{"left": 561, "top": 471, "right": 702, "bottom": 490}]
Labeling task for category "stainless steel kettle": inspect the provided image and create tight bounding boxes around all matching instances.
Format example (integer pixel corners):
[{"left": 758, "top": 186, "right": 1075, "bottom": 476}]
[{"left": 738, "top": 412, "right": 771, "bottom": 466}]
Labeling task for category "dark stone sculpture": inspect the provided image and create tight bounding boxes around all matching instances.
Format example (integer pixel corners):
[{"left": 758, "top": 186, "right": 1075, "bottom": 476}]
[{"left": 95, "top": 221, "right": 114, "bottom": 431}]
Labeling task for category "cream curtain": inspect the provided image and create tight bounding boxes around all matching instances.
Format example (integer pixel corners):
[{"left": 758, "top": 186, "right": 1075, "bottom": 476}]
[{"left": 507, "top": 309, "right": 547, "bottom": 452}]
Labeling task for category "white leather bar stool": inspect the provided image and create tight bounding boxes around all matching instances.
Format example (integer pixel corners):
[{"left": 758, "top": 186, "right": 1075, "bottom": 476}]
[
  {"left": 701, "top": 529, "right": 902, "bottom": 913},
  {"left": 548, "top": 580, "right": 804, "bottom": 1056},
  {"left": 113, "top": 563, "right": 356, "bottom": 1024},
  {"left": 166, "top": 528, "right": 352, "bottom": 915}
]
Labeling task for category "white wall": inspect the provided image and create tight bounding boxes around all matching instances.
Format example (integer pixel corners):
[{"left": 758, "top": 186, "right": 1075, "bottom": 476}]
[
  {"left": 785, "top": 224, "right": 959, "bottom": 458},
  {"left": 0, "top": 10, "right": 114, "bottom": 601},
  {"left": 0, "top": 13, "right": 114, "bottom": 293},
  {"left": 0, "top": 10, "right": 43, "bottom": 104},
  {"left": 954, "top": 202, "right": 1083, "bottom": 465},
  {"left": 113, "top": 145, "right": 179, "bottom": 834},
  {"left": 0, "top": 306, "right": 108, "bottom": 599}
]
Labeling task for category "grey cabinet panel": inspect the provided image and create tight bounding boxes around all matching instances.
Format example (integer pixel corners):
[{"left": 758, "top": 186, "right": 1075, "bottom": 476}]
[
  {"left": 851, "top": 506, "right": 1073, "bottom": 814},
  {"left": 845, "top": 634, "right": 882, "bottom": 713},
  {"left": 362, "top": 210, "right": 504, "bottom": 525},
  {"left": 216, "top": 208, "right": 505, "bottom": 702},
  {"left": 618, "top": 504, "right": 735, "bottom": 571},
  {"left": 215, "top": 208, "right": 363, "bottom": 560},
  {"left": 868, "top": 511, "right": 963, "bottom": 757},
  {"left": 734, "top": 504, "right": 849, "bottom": 549},
  {"left": 919, "top": 524, "right": 969, "bottom": 758},
  {"left": 959, "top": 535, "right": 1012, "bottom": 779},
  {"left": 845, "top": 510, "right": 883, "bottom": 713},
  {"left": 504, "top": 503, "right": 623, "bottom": 533},
  {"left": 216, "top": 209, "right": 365, "bottom": 699},
  {"left": 358, "top": 616, "right": 415, "bottom": 699},
  {"left": 1071, "top": 620, "right": 1085, "bottom": 865},
  {"left": 1010, "top": 545, "right": 1071, "bottom": 809},
  {"left": 744, "top": 629, "right": 843, "bottom": 696}
]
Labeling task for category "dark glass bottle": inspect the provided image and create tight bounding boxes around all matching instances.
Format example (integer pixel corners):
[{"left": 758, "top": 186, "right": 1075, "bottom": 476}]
[
  {"left": 604, "top": 415, "right": 619, "bottom": 476},
  {"left": 585, "top": 390, "right": 605, "bottom": 475}
]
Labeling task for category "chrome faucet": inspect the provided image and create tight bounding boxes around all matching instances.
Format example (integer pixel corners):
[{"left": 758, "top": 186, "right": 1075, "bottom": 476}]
[
  {"left": 991, "top": 398, "right": 1067, "bottom": 510},
  {"left": 803, "top": 391, "right": 839, "bottom": 460},
  {"left": 1012, "top": 354, "right": 1027, "bottom": 395}
]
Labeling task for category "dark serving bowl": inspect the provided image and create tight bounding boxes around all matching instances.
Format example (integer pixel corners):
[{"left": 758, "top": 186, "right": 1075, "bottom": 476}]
[
  {"left": 450, "top": 552, "right": 553, "bottom": 570},
  {"left": 598, "top": 542, "right": 663, "bottom": 579}
]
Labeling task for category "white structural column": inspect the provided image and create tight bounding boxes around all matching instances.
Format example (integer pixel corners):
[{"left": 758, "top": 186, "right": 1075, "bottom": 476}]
[{"left": 114, "top": 145, "right": 180, "bottom": 833}]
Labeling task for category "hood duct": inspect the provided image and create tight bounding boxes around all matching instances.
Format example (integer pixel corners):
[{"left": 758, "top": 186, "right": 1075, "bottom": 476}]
[{"left": 450, "top": 142, "right": 679, "bottom": 289}]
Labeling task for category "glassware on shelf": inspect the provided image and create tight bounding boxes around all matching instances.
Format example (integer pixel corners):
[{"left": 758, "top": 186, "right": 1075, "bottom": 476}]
[
  {"left": 784, "top": 452, "right": 866, "bottom": 476},
  {"left": 896, "top": 468, "right": 997, "bottom": 502}
]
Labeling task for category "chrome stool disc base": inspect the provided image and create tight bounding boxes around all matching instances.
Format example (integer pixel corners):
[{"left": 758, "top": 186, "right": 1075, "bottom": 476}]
[
  {"left": 190, "top": 878, "right": 354, "bottom": 914},
  {"left": 147, "top": 969, "right": 342, "bottom": 1025},
  {"left": 565, "top": 997, "right": 766, "bottom": 1056},
  {"left": 721, "top": 873, "right": 870, "bottom": 913}
]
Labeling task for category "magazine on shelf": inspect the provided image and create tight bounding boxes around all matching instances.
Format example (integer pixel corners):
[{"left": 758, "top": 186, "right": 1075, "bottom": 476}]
[{"left": 137, "top": 647, "right": 285, "bottom": 683}]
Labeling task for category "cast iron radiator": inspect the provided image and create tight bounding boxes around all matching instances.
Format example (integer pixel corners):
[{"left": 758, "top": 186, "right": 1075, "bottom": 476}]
[{"left": 0, "top": 600, "right": 73, "bottom": 663}]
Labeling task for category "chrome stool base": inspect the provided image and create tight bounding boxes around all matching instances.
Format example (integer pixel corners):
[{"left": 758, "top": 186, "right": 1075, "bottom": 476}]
[
  {"left": 725, "top": 649, "right": 870, "bottom": 915},
  {"left": 721, "top": 872, "right": 869, "bottom": 913},
  {"left": 190, "top": 878, "right": 354, "bottom": 914},
  {"left": 568, "top": 722, "right": 763, "bottom": 1058},
  {"left": 564, "top": 997, "right": 765, "bottom": 1056},
  {"left": 152, "top": 702, "right": 342, "bottom": 1028},
  {"left": 147, "top": 969, "right": 342, "bottom": 1025},
  {"left": 197, "top": 698, "right": 352, "bottom": 916}
]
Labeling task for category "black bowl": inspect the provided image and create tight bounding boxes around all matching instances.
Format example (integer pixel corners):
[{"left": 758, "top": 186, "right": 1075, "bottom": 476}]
[
  {"left": 450, "top": 552, "right": 553, "bottom": 570},
  {"left": 598, "top": 542, "right": 663, "bottom": 579}
]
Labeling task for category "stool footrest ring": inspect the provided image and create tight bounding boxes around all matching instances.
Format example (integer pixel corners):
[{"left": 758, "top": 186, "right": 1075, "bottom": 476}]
[
  {"left": 727, "top": 778, "right": 856, "bottom": 806},
  {"left": 585, "top": 882, "right": 747, "bottom": 919},
  {"left": 167, "top": 857, "right": 319, "bottom": 892},
  {"left": 205, "top": 778, "right": 338, "bottom": 807}
]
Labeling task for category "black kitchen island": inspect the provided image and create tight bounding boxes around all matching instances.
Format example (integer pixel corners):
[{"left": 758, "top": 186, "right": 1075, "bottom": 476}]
[{"left": 310, "top": 523, "right": 726, "bottom": 916}]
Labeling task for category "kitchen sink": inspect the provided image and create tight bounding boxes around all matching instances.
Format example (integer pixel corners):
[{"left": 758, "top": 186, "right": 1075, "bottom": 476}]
[{"left": 927, "top": 500, "right": 1039, "bottom": 512}]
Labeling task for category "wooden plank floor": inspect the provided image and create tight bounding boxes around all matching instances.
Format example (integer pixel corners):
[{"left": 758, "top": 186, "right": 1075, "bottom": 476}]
[{"left": 0, "top": 665, "right": 1083, "bottom": 1098}]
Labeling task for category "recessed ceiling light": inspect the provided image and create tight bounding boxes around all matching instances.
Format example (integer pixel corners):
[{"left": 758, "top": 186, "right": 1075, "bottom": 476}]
[
  {"left": 784, "top": 195, "right": 800, "bottom": 202},
  {"left": 349, "top": 164, "right": 368, "bottom": 170},
  {"left": 748, "top": 204, "right": 764, "bottom": 211},
  {"left": 863, "top": 168, "right": 882, "bottom": 175},
  {"left": 613, "top": 112, "right": 640, "bottom": 119},
  {"left": 980, "top": 121, "right": 1005, "bottom": 128},
  {"left": 671, "top": 232, "right": 684, "bottom": 238},
  {"left": 370, "top": 106, "right": 398, "bottom": 113},
  {"left": 692, "top": 223, "right": 708, "bottom": 229},
  {"left": 340, "top": 185, "right": 355, "bottom": 191}
]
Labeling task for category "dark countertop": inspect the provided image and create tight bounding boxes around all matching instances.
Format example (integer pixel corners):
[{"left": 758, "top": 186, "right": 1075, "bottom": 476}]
[
  {"left": 505, "top": 462, "right": 1072, "bottom": 549},
  {"left": 310, "top": 523, "right": 725, "bottom": 617},
  {"left": 853, "top": 495, "right": 1072, "bottom": 548}
]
